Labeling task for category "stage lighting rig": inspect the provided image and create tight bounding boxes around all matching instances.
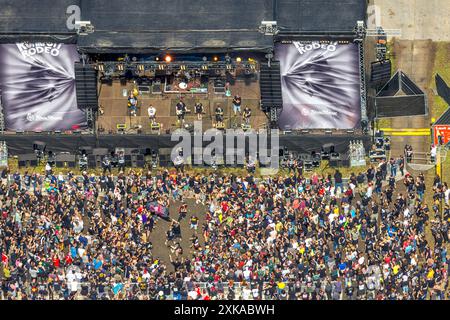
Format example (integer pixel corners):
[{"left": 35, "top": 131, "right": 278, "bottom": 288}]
[
  {"left": 259, "top": 21, "right": 279, "bottom": 35},
  {"left": 137, "top": 64, "right": 145, "bottom": 72},
  {"left": 74, "top": 21, "right": 94, "bottom": 35},
  {"left": 354, "top": 20, "right": 366, "bottom": 42},
  {"left": 96, "top": 63, "right": 105, "bottom": 72}
]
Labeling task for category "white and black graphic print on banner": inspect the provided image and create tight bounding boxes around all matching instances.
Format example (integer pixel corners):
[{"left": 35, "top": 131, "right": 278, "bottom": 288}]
[
  {"left": 275, "top": 41, "right": 361, "bottom": 130},
  {"left": 0, "top": 43, "right": 87, "bottom": 131}
]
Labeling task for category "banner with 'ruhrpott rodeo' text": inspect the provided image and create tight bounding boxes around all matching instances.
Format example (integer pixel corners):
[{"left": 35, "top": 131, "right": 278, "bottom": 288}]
[
  {"left": 275, "top": 41, "right": 361, "bottom": 130},
  {"left": 0, "top": 43, "right": 87, "bottom": 131}
]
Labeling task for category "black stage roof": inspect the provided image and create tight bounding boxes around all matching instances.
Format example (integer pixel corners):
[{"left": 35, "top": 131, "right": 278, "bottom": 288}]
[
  {"left": 434, "top": 107, "right": 450, "bottom": 126},
  {"left": 0, "top": 0, "right": 366, "bottom": 52}
]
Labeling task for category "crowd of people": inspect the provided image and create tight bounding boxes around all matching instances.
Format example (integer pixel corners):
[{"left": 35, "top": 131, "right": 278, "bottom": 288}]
[{"left": 0, "top": 158, "right": 449, "bottom": 300}]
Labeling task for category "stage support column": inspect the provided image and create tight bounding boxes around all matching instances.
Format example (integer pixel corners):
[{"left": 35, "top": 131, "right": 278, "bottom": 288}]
[
  {"left": 0, "top": 95, "right": 5, "bottom": 134},
  {"left": 355, "top": 21, "right": 368, "bottom": 126}
]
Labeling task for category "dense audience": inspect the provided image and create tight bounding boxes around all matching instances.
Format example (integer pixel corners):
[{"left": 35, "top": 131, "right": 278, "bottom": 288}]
[{"left": 0, "top": 160, "right": 449, "bottom": 300}]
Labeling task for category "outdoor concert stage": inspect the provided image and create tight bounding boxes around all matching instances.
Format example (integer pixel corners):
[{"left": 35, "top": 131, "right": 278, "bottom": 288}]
[
  {"left": 0, "top": 0, "right": 370, "bottom": 162},
  {"left": 97, "top": 78, "right": 267, "bottom": 134}
]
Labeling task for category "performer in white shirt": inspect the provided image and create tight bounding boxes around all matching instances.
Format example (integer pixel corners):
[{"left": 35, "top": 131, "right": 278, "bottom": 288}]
[{"left": 148, "top": 105, "right": 156, "bottom": 124}]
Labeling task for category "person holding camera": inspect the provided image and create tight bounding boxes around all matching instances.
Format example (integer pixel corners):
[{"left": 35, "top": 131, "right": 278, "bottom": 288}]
[
  {"left": 117, "top": 152, "right": 125, "bottom": 173},
  {"left": 102, "top": 155, "right": 111, "bottom": 175}
]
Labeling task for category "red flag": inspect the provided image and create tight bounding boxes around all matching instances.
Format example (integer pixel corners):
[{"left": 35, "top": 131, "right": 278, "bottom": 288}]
[{"left": 1, "top": 253, "right": 8, "bottom": 263}]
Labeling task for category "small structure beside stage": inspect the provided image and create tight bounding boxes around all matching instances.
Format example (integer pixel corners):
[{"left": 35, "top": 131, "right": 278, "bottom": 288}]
[{"left": 433, "top": 107, "right": 450, "bottom": 146}]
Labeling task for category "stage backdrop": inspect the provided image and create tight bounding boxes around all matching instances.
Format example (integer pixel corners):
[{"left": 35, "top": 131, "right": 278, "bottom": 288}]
[
  {"left": 275, "top": 41, "right": 361, "bottom": 130},
  {"left": 0, "top": 43, "right": 87, "bottom": 131}
]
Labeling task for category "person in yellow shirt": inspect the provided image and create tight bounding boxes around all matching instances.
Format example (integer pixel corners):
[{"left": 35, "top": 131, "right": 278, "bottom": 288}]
[
  {"left": 299, "top": 246, "right": 305, "bottom": 255},
  {"left": 275, "top": 221, "right": 283, "bottom": 232},
  {"left": 427, "top": 269, "right": 434, "bottom": 280},
  {"left": 392, "top": 264, "right": 400, "bottom": 275},
  {"left": 3, "top": 267, "right": 10, "bottom": 279}
]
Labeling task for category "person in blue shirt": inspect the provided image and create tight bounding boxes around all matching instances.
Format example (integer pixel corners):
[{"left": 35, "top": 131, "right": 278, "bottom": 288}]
[{"left": 13, "top": 171, "right": 21, "bottom": 189}]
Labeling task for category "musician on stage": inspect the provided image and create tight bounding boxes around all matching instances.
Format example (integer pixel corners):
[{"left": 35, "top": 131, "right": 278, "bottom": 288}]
[
  {"left": 195, "top": 102, "right": 204, "bottom": 120},
  {"left": 243, "top": 106, "right": 252, "bottom": 125},
  {"left": 176, "top": 100, "right": 186, "bottom": 124},
  {"left": 128, "top": 92, "right": 138, "bottom": 117},
  {"left": 148, "top": 104, "right": 157, "bottom": 124},
  {"left": 215, "top": 104, "right": 224, "bottom": 127}
]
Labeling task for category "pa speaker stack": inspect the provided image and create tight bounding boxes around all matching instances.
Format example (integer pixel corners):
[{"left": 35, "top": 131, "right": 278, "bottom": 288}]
[
  {"left": 133, "top": 154, "right": 145, "bottom": 168},
  {"left": 74, "top": 62, "right": 98, "bottom": 110},
  {"left": 92, "top": 148, "right": 109, "bottom": 167},
  {"left": 18, "top": 154, "right": 38, "bottom": 167},
  {"left": 370, "top": 60, "right": 391, "bottom": 87},
  {"left": 159, "top": 148, "right": 173, "bottom": 167},
  {"left": 260, "top": 61, "right": 283, "bottom": 113},
  {"left": 55, "top": 153, "right": 76, "bottom": 168}
]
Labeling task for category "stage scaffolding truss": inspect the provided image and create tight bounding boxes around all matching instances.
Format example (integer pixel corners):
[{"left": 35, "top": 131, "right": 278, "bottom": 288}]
[
  {"left": 0, "top": 96, "right": 4, "bottom": 134},
  {"left": 354, "top": 21, "right": 368, "bottom": 125}
]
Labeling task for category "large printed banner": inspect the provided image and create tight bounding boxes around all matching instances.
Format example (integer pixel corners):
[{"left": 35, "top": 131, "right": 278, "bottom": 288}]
[
  {"left": 0, "top": 43, "right": 86, "bottom": 131},
  {"left": 275, "top": 41, "right": 361, "bottom": 130}
]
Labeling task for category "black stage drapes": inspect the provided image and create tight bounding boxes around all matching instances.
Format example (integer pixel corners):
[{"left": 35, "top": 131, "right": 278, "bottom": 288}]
[{"left": 2, "top": 134, "right": 372, "bottom": 155}]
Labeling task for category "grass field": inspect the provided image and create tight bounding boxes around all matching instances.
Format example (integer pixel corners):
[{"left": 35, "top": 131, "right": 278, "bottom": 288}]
[
  {"left": 430, "top": 42, "right": 450, "bottom": 121},
  {"left": 387, "top": 39, "right": 398, "bottom": 75},
  {"left": 441, "top": 147, "right": 450, "bottom": 182}
]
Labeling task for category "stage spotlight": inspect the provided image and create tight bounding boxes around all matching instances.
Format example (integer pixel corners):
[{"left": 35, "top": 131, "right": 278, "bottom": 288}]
[
  {"left": 155, "top": 57, "right": 160, "bottom": 61},
  {"left": 180, "top": 65, "right": 186, "bottom": 70},
  {"left": 213, "top": 56, "right": 219, "bottom": 62},
  {"left": 236, "top": 57, "right": 242, "bottom": 63},
  {"left": 97, "top": 63, "right": 105, "bottom": 72},
  {"left": 117, "top": 64, "right": 124, "bottom": 71},
  {"left": 165, "top": 55, "right": 172, "bottom": 63},
  {"left": 137, "top": 64, "right": 145, "bottom": 72}
]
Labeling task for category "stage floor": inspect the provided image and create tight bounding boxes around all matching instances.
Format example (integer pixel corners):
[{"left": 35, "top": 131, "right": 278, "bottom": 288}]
[{"left": 97, "top": 79, "right": 268, "bottom": 134}]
